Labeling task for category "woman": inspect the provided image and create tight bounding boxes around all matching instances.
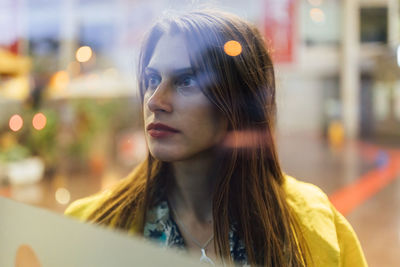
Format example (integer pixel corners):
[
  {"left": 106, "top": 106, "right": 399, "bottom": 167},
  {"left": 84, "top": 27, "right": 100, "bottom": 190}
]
[{"left": 65, "top": 10, "right": 367, "bottom": 267}]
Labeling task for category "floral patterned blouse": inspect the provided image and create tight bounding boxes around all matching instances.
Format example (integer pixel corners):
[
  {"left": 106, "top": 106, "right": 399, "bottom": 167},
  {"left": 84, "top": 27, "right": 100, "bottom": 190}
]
[{"left": 143, "top": 201, "right": 249, "bottom": 266}]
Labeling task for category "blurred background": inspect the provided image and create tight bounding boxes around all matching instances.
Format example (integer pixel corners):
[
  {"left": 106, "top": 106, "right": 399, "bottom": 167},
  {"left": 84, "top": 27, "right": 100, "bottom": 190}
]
[{"left": 0, "top": 0, "right": 399, "bottom": 266}]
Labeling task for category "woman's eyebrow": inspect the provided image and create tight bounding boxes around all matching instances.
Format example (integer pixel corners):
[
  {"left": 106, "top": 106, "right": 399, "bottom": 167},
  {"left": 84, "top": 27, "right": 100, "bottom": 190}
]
[
  {"left": 171, "top": 67, "right": 195, "bottom": 76},
  {"left": 144, "top": 67, "right": 159, "bottom": 74},
  {"left": 144, "top": 67, "right": 195, "bottom": 76}
]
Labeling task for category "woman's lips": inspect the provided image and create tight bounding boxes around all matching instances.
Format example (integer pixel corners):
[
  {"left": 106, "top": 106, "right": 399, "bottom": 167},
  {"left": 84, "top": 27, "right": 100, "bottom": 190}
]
[{"left": 147, "top": 123, "right": 179, "bottom": 138}]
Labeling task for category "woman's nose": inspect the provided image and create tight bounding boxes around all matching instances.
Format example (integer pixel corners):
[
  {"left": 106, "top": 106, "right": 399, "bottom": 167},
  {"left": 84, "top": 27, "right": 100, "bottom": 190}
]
[{"left": 146, "top": 82, "right": 173, "bottom": 113}]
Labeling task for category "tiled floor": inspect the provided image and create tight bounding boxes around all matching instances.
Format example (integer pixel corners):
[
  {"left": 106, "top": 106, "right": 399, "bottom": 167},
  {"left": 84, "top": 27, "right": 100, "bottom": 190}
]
[{"left": 1, "top": 133, "right": 399, "bottom": 266}]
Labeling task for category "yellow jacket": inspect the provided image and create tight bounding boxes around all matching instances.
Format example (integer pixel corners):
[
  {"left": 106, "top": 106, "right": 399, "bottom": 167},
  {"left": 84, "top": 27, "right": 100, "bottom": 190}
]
[{"left": 65, "top": 175, "right": 367, "bottom": 266}]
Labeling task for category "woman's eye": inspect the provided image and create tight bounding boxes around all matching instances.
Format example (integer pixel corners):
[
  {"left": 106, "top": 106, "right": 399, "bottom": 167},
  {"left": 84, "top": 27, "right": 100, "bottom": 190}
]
[
  {"left": 175, "top": 75, "right": 200, "bottom": 95},
  {"left": 146, "top": 74, "right": 161, "bottom": 89},
  {"left": 181, "top": 76, "right": 195, "bottom": 87}
]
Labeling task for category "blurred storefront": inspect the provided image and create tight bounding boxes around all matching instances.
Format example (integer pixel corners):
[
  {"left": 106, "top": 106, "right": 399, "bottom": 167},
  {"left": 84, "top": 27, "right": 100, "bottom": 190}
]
[{"left": 0, "top": 0, "right": 399, "bottom": 205}]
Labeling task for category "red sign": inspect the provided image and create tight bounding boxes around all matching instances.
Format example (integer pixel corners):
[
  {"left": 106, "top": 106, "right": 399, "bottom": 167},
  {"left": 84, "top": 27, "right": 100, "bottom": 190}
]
[{"left": 263, "top": 0, "right": 296, "bottom": 63}]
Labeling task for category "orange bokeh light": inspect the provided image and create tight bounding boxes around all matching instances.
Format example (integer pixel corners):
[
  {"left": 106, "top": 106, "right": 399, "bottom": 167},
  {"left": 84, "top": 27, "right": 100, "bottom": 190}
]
[
  {"left": 224, "top": 40, "right": 242, "bottom": 57},
  {"left": 51, "top": 70, "right": 70, "bottom": 90},
  {"left": 9, "top": 114, "right": 23, "bottom": 132},
  {"left": 32, "top": 113, "right": 47, "bottom": 130}
]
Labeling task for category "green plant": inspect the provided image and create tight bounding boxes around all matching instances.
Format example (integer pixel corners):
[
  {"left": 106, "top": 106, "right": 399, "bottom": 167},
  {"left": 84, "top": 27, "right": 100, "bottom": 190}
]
[{"left": 0, "top": 143, "right": 30, "bottom": 162}]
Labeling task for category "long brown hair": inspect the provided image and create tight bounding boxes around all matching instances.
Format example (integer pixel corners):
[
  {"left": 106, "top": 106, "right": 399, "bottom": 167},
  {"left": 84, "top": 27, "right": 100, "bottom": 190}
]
[{"left": 88, "top": 10, "right": 309, "bottom": 266}]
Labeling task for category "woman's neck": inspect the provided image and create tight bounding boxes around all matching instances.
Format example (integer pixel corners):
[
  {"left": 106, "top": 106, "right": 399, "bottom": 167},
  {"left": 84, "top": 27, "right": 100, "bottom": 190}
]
[{"left": 168, "top": 153, "right": 216, "bottom": 223}]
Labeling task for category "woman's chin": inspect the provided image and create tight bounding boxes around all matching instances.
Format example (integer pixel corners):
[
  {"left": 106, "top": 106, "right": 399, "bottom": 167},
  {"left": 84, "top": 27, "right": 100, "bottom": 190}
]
[{"left": 149, "top": 149, "right": 183, "bottom": 162}]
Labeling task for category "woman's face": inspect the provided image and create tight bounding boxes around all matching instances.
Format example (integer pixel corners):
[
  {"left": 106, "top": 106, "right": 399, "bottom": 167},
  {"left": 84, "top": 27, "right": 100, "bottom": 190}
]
[{"left": 143, "top": 33, "right": 227, "bottom": 162}]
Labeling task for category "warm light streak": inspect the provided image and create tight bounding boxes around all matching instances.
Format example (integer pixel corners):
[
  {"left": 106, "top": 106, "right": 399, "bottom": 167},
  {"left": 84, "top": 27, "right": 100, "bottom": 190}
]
[
  {"left": 32, "top": 113, "right": 47, "bottom": 130},
  {"left": 223, "top": 130, "right": 271, "bottom": 148},
  {"left": 9, "top": 114, "right": 23, "bottom": 132}
]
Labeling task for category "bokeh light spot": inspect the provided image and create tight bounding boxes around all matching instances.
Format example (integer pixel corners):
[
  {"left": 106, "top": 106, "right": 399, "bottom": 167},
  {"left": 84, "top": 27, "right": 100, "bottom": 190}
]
[
  {"left": 51, "top": 70, "right": 70, "bottom": 90},
  {"left": 224, "top": 40, "right": 242, "bottom": 57},
  {"left": 76, "top": 46, "right": 93, "bottom": 63},
  {"left": 32, "top": 113, "right": 47, "bottom": 130},
  {"left": 9, "top": 114, "right": 23, "bottom": 132},
  {"left": 310, "top": 8, "right": 325, "bottom": 23},
  {"left": 55, "top": 188, "right": 71, "bottom": 205}
]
